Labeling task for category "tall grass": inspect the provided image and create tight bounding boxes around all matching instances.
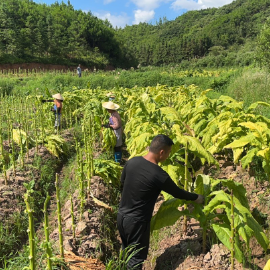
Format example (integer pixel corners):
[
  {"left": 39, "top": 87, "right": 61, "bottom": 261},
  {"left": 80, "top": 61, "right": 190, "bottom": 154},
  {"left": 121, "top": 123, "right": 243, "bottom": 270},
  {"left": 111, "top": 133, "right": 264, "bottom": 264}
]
[
  {"left": 225, "top": 68, "right": 270, "bottom": 117},
  {"left": 0, "top": 67, "right": 239, "bottom": 96}
]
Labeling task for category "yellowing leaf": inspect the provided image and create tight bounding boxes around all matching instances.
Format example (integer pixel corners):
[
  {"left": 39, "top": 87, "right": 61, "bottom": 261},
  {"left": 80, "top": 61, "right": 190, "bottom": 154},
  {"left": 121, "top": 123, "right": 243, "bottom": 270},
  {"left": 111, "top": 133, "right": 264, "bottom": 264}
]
[
  {"left": 224, "top": 134, "right": 255, "bottom": 149},
  {"left": 263, "top": 259, "right": 270, "bottom": 270},
  {"left": 257, "top": 147, "right": 270, "bottom": 159}
]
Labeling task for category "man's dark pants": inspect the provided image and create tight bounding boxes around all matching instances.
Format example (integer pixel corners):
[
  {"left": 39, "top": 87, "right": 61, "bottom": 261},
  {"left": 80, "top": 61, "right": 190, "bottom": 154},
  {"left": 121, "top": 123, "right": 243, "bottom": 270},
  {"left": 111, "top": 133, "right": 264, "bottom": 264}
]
[{"left": 117, "top": 213, "right": 150, "bottom": 270}]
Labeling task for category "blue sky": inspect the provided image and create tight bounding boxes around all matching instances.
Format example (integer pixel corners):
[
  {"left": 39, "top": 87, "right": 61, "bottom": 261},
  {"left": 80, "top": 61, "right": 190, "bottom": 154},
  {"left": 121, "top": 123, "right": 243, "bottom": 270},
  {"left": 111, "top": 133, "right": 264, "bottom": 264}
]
[{"left": 33, "top": 0, "right": 234, "bottom": 28}]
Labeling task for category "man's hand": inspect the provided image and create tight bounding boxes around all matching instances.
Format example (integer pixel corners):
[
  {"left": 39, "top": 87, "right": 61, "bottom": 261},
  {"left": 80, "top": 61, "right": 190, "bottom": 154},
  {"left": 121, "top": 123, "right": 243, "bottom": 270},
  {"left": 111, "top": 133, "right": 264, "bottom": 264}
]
[{"left": 194, "top": 194, "right": 205, "bottom": 204}]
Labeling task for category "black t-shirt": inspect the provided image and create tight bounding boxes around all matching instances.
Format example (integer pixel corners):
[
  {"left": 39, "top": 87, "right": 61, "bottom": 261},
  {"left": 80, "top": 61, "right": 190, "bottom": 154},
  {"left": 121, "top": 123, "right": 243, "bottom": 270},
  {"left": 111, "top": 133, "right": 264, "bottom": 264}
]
[{"left": 118, "top": 156, "right": 198, "bottom": 222}]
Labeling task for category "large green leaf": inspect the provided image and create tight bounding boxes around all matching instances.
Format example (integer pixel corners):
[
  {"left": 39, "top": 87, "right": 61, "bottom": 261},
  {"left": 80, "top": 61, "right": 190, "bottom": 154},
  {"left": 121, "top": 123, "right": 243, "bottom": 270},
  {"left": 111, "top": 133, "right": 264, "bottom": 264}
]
[
  {"left": 150, "top": 198, "right": 186, "bottom": 232},
  {"left": 128, "top": 132, "right": 154, "bottom": 158},
  {"left": 161, "top": 164, "right": 185, "bottom": 189},
  {"left": 212, "top": 223, "right": 243, "bottom": 263},
  {"left": 247, "top": 101, "right": 270, "bottom": 113},
  {"left": 221, "top": 180, "right": 249, "bottom": 209},
  {"left": 160, "top": 107, "right": 181, "bottom": 123},
  {"left": 177, "top": 135, "right": 217, "bottom": 166},
  {"left": 203, "top": 190, "right": 230, "bottom": 215},
  {"left": 225, "top": 194, "right": 269, "bottom": 251},
  {"left": 224, "top": 133, "right": 255, "bottom": 149},
  {"left": 246, "top": 215, "right": 269, "bottom": 251},
  {"left": 194, "top": 174, "right": 211, "bottom": 196},
  {"left": 232, "top": 147, "right": 244, "bottom": 163},
  {"left": 193, "top": 119, "right": 208, "bottom": 135},
  {"left": 239, "top": 122, "right": 268, "bottom": 143},
  {"left": 241, "top": 148, "right": 258, "bottom": 168}
]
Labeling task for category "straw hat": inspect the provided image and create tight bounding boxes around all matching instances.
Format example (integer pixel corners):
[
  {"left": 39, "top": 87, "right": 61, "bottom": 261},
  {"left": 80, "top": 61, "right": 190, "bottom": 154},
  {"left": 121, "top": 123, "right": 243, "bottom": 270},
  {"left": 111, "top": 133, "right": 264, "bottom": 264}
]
[
  {"left": 52, "top": 93, "right": 64, "bottom": 101},
  {"left": 106, "top": 91, "right": 115, "bottom": 97},
  {"left": 102, "top": 101, "right": 120, "bottom": 110}
]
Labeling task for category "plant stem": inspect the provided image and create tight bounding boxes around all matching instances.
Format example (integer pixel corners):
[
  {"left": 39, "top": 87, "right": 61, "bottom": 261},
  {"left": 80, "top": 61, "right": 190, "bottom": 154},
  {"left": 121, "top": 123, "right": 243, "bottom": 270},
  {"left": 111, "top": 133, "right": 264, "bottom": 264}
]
[
  {"left": 183, "top": 142, "right": 188, "bottom": 233},
  {"left": 44, "top": 194, "right": 53, "bottom": 270},
  {"left": 24, "top": 191, "right": 36, "bottom": 270},
  {"left": 0, "top": 123, "right": 7, "bottom": 185},
  {"left": 70, "top": 196, "right": 76, "bottom": 241},
  {"left": 79, "top": 148, "right": 85, "bottom": 220},
  {"left": 11, "top": 122, "right": 16, "bottom": 176},
  {"left": 55, "top": 173, "right": 64, "bottom": 261},
  {"left": 230, "top": 189, "right": 235, "bottom": 270}
]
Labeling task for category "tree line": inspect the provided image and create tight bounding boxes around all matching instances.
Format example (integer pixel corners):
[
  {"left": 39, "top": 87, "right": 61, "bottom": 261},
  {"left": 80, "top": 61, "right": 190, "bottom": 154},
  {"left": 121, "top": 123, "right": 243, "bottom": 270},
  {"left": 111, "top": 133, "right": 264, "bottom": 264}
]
[
  {"left": 1, "top": 0, "right": 270, "bottom": 68},
  {"left": 0, "top": 0, "right": 136, "bottom": 68},
  {"left": 116, "top": 0, "right": 270, "bottom": 67}
]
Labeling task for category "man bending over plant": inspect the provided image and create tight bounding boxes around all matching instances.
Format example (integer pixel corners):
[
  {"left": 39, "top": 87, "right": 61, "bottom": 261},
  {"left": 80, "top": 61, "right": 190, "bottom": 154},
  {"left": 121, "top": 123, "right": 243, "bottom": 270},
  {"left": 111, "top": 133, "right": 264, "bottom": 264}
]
[{"left": 117, "top": 134, "right": 204, "bottom": 270}]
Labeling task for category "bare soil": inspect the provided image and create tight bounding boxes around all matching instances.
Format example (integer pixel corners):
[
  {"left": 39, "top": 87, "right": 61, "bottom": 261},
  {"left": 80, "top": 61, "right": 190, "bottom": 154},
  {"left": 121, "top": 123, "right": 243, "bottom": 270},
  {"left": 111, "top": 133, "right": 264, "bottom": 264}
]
[
  {"left": 0, "top": 62, "right": 115, "bottom": 73},
  {"left": 1, "top": 136, "right": 270, "bottom": 270}
]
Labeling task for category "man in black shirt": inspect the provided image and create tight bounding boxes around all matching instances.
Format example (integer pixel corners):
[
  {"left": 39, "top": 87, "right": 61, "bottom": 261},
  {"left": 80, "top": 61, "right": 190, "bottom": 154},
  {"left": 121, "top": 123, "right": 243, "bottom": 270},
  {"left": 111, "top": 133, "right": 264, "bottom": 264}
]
[{"left": 117, "top": 134, "right": 204, "bottom": 270}]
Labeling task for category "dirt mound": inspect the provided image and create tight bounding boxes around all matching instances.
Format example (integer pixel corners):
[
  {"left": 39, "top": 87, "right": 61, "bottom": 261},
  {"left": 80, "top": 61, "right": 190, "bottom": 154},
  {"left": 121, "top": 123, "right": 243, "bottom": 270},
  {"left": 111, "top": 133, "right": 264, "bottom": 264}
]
[{"left": 49, "top": 175, "right": 120, "bottom": 262}]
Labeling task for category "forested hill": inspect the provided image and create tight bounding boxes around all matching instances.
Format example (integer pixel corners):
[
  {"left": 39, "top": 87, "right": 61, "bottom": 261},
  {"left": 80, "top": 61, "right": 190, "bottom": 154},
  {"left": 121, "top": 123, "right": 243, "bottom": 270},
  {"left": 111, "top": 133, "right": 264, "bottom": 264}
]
[
  {"left": 1, "top": 0, "right": 270, "bottom": 68},
  {"left": 116, "top": 0, "right": 270, "bottom": 67},
  {"left": 0, "top": 0, "right": 136, "bottom": 68}
]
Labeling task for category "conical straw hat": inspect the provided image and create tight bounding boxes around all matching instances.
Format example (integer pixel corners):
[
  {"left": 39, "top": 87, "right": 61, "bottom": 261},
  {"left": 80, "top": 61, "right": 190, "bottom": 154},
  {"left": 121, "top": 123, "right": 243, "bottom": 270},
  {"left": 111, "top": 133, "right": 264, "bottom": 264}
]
[
  {"left": 52, "top": 93, "right": 64, "bottom": 101},
  {"left": 102, "top": 101, "right": 120, "bottom": 110},
  {"left": 106, "top": 91, "right": 115, "bottom": 97}
]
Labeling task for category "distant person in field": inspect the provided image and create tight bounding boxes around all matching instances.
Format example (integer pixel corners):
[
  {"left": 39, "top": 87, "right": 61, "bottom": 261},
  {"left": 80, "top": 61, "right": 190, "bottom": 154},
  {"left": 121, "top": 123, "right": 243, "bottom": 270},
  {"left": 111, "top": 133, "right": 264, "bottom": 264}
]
[
  {"left": 117, "top": 134, "right": 205, "bottom": 270},
  {"left": 77, "top": 64, "right": 82, "bottom": 77},
  {"left": 102, "top": 101, "right": 123, "bottom": 163}
]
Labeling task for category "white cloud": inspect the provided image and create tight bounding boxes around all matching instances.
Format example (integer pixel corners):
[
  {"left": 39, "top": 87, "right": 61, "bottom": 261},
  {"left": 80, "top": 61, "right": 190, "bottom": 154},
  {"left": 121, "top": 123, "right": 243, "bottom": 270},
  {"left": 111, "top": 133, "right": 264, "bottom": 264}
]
[
  {"left": 103, "top": 0, "right": 115, "bottom": 4},
  {"left": 171, "top": 0, "right": 234, "bottom": 11},
  {"left": 133, "top": 9, "right": 155, "bottom": 24},
  {"left": 94, "top": 12, "right": 130, "bottom": 28},
  {"left": 198, "top": 0, "right": 234, "bottom": 9},
  {"left": 131, "top": 0, "right": 172, "bottom": 11}
]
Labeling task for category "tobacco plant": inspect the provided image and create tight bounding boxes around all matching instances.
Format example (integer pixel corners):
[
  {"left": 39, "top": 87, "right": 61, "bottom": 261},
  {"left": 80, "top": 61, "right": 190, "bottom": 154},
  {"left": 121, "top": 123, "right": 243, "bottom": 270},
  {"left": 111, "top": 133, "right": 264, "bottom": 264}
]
[
  {"left": 151, "top": 176, "right": 269, "bottom": 263},
  {"left": 23, "top": 182, "right": 36, "bottom": 270},
  {"left": 43, "top": 194, "right": 53, "bottom": 270},
  {"left": 55, "top": 173, "right": 64, "bottom": 260}
]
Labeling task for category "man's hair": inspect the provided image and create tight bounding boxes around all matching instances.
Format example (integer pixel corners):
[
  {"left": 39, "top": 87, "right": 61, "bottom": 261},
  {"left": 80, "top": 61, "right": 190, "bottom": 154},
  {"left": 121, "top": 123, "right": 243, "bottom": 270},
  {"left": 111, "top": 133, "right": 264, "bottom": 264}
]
[{"left": 149, "top": 134, "right": 174, "bottom": 154}]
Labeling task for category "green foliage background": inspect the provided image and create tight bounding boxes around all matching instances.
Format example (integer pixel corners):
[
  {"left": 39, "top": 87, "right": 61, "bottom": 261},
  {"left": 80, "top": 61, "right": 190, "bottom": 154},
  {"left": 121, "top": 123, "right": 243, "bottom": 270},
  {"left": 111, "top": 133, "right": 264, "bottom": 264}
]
[{"left": 1, "top": 0, "right": 270, "bottom": 69}]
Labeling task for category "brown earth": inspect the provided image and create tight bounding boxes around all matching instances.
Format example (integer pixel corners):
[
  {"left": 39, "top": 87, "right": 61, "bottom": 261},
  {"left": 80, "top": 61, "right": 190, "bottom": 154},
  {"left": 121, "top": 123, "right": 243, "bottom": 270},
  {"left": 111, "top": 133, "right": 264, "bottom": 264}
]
[
  {"left": 0, "top": 63, "right": 79, "bottom": 74},
  {"left": 0, "top": 63, "right": 115, "bottom": 73},
  {"left": 62, "top": 251, "right": 105, "bottom": 270},
  {"left": 1, "top": 134, "right": 270, "bottom": 269}
]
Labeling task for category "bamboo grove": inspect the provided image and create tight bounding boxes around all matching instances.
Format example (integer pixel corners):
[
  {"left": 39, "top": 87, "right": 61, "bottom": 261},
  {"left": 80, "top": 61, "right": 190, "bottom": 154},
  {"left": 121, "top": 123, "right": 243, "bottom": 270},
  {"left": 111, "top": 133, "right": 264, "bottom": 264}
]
[{"left": 1, "top": 84, "right": 270, "bottom": 269}]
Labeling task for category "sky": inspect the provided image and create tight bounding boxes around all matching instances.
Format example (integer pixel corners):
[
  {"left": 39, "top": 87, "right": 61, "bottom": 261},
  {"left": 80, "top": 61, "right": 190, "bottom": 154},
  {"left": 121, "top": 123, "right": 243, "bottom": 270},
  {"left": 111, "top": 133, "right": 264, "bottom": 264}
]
[{"left": 33, "top": 0, "right": 235, "bottom": 28}]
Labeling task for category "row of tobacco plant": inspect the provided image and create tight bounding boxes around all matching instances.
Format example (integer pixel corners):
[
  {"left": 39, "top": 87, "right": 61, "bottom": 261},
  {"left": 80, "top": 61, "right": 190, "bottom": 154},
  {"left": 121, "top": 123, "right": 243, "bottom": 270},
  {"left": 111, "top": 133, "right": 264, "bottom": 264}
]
[{"left": 1, "top": 84, "right": 270, "bottom": 269}]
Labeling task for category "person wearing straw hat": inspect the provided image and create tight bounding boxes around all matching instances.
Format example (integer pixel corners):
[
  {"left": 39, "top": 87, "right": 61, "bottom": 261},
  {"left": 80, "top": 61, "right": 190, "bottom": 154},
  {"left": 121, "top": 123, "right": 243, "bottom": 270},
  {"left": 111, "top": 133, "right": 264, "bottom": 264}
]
[
  {"left": 52, "top": 93, "right": 64, "bottom": 131},
  {"left": 102, "top": 101, "right": 122, "bottom": 162},
  {"left": 41, "top": 93, "right": 64, "bottom": 131},
  {"left": 106, "top": 92, "right": 115, "bottom": 101}
]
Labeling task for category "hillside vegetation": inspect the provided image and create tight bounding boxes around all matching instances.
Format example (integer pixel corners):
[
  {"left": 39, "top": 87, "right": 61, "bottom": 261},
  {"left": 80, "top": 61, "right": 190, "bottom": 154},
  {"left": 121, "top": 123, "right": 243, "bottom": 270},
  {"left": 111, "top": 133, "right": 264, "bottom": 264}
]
[
  {"left": 0, "top": 0, "right": 136, "bottom": 68},
  {"left": 1, "top": 0, "right": 270, "bottom": 69},
  {"left": 116, "top": 0, "right": 270, "bottom": 67}
]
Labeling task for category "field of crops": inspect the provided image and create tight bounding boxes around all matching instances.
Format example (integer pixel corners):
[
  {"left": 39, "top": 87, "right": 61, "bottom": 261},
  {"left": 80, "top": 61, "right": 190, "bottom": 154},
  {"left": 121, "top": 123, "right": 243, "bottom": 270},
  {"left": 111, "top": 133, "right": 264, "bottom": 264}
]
[{"left": 1, "top": 68, "right": 270, "bottom": 270}]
